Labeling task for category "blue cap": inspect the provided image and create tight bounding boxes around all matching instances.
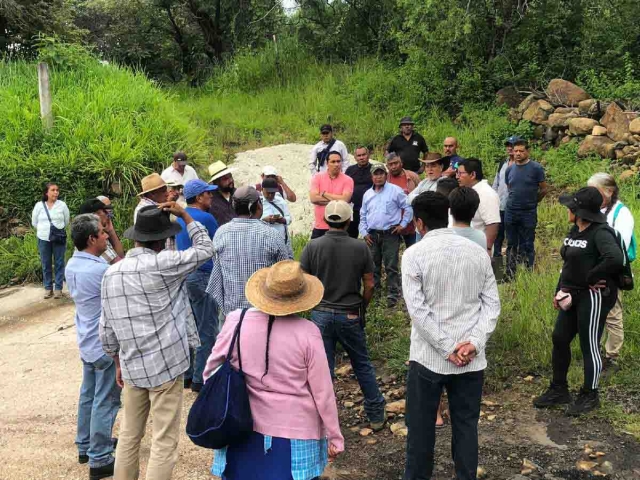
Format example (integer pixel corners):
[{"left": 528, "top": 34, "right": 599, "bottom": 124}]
[
  {"left": 505, "top": 135, "right": 524, "bottom": 146},
  {"left": 184, "top": 179, "right": 217, "bottom": 200}
]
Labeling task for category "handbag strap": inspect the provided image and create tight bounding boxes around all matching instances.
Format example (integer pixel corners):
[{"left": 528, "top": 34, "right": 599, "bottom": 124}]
[
  {"left": 42, "top": 201, "right": 53, "bottom": 225},
  {"left": 266, "top": 200, "right": 289, "bottom": 244},
  {"left": 226, "top": 308, "right": 248, "bottom": 372},
  {"left": 612, "top": 202, "right": 624, "bottom": 228}
]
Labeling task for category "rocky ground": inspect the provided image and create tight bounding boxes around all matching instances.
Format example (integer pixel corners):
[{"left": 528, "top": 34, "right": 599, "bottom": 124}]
[{"left": 1, "top": 285, "right": 639, "bottom": 480}]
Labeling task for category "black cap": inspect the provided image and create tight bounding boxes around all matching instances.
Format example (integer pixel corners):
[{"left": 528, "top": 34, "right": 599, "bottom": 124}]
[
  {"left": 261, "top": 177, "right": 280, "bottom": 193},
  {"left": 78, "top": 198, "right": 109, "bottom": 215},
  {"left": 320, "top": 124, "right": 333, "bottom": 133},
  {"left": 559, "top": 187, "right": 607, "bottom": 223}
]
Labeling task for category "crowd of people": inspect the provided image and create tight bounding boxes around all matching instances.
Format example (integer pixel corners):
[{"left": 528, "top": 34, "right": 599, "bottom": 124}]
[{"left": 30, "top": 117, "right": 635, "bottom": 480}]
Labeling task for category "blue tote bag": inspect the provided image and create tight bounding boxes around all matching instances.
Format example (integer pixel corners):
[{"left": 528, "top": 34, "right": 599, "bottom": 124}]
[{"left": 186, "top": 308, "right": 253, "bottom": 449}]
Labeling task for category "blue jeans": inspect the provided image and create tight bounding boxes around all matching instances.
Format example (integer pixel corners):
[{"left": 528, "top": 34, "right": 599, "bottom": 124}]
[
  {"left": 76, "top": 354, "right": 121, "bottom": 468},
  {"left": 185, "top": 269, "right": 219, "bottom": 385},
  {"left": 505, "top": 208, "right": 537, "bottom": 278},
  {"left": 37, "top": 238, "right": 66, "bottom": 290},
  {"left": 310, "top": 310, "right": 386, "bottom": 423},
  {"left": 493, "top": 211, "right": 506, "bottom": 257}
]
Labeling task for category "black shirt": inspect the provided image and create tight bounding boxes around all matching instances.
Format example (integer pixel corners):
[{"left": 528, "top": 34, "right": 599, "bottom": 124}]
[
  {"left": 300, "top": 230, "right": 374, "bottom": 310},
  {"left": 559, "top": 223, "right": 623, "bottom": 291},
  {"left": 387, "top": 132, "right": 429, "bottom": 173},
  {"left": 345, "top": 163, "right": 373, "bottom": 211},
  {"left": 209, "top": 190, "right": 237, "bottom": 226}
]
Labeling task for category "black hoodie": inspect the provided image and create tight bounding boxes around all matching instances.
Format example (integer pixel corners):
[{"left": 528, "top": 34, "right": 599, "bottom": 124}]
[{"left": 558, "top": 222, "right": 623, "bottom": 291}]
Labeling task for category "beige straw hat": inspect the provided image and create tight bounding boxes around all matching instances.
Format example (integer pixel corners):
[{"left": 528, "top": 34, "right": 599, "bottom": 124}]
[
  {"left": 245, "top": 260, "right": 325, "bottom": 316},
  {"left": 137, "top": 173, "right": 167, "bottom": 196}
]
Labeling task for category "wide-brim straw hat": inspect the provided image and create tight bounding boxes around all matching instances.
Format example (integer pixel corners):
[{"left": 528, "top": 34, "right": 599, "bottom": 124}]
[
  {"left": 208, "top": 161, "right": 236, "bottom": 183},
  {"left": 420, "top": 152, "right": 450, "bottom": 171},
  {"left": 245, "top": 260, "right": 325, "bottom": 316},
  {"left": 138, "top": 173, "right": 167, "bottom": 196}
]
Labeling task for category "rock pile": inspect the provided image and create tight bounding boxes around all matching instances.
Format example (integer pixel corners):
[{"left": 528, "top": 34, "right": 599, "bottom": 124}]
[{"left": 504, "top": 79, "right": 640, "bottom": 167}]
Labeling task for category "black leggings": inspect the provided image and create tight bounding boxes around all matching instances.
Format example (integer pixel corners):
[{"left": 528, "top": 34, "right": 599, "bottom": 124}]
[{"left": 552, "top": 288, "right": 616, "bottom": 392}]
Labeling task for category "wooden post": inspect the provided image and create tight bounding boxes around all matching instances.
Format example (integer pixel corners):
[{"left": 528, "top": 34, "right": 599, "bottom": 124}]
[{"left": 37, "top": 62, "right": 53, "bottom": 131}]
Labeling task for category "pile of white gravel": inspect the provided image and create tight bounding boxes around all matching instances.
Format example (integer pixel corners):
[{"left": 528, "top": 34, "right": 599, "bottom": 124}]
[{"left": 231, "top": 143, "right": 354, "bottom": 235}]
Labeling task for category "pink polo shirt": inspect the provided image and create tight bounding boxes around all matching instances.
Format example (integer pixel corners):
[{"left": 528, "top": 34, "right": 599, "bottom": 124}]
[
  {"left": 310, "top": 172, "right": 354, "bottom": 230},
  {"left": 203, "top": 309, "right": 344, "bottom": 451}
]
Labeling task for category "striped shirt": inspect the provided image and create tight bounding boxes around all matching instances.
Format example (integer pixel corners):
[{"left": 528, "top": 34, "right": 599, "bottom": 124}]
[{"left": 401, "top": 228, "right": 500, "bottom": 374}]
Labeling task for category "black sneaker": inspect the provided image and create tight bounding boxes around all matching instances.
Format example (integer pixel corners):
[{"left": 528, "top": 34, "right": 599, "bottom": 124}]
[
  {"left": 79, "top": 453, "right": 89, "bottom": 464},
  {"left": 191, "top": 382, "right": 203, "bottom": 393},
  {"left": 89, "top": 461, "right": 114, "bottom": 480},
  {"left": 566, "top": 388, "right": 600, "bottom": 417},
  {"left": 184, "top": 378, "right": 192, "bottom": 389},
  {"left": 533, "top": 384, "right": 572, "bottom": 408}
]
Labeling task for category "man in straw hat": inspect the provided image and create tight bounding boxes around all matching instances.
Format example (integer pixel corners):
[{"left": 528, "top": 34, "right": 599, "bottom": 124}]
[
  {"left": 407, "top": 153, "right": 450, "bottom": 205},
  {"left": 300, "top": 200, "right": 386, "bottom": 432},
  {"left": 385, "top": 116, "right": 429, "bottom": 174},
  {"left": 100, "top": 202, "right": 213, "bottom": 480},
  {"left": 208, "top": 160, "right": 237, "bottom": 226},
  {"left": 359, "top": 163, "right": 413, "bottom": 309},
  {"left": 134, "top": 173, "right": 169, "bottom": 223},
  {"left": 204, "top": 260, "right": 344, "bottom": 478},
  {"left": 402, "top": 191, "right": 500, "bottom": 480},
  {"left": 206, "top": 186, "right": 292, "bottom": 318}
]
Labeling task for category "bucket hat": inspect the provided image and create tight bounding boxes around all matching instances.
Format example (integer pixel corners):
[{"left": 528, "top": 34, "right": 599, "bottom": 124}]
[
  {"left": 208, "top": 161, "right": 236, "bottom": 183},
  {"left": 138, "top": 173, "right": 167, "bottom": 197},
  {"left": 559, "top": 187, "right": 607, "bottom": 223},
  {"left": 399, "top": 116, "right": 415, "bottom": 126},
  {"left": 245, "top": 260, "right": 325, "bottom": 316},
  {"left": 124, "top": 205, "right": 182, "bottom": 242}
]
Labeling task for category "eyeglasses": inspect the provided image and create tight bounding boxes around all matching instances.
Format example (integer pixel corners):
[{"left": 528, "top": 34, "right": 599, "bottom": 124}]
[{"left": 456, "top": 170, "right": 469, "bottom": 177}]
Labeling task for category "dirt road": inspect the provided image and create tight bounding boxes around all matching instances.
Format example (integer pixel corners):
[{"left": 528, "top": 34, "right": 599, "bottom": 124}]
[{"left": 1, "top": 285, "right": 640, "bottom": 480}]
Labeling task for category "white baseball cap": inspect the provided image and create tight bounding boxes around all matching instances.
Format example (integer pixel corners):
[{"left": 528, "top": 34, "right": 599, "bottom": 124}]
[{"left": 262, "top": 165, "right": 278, "bottom": 177}]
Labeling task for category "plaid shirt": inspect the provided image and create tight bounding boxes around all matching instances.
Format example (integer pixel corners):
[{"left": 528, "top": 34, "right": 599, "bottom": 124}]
[
  {"left": 100, "top": 221, "right": 213, "bottom": 388},
  {"left": 206, "top": 218, "right": 292, "bottom": 316}
]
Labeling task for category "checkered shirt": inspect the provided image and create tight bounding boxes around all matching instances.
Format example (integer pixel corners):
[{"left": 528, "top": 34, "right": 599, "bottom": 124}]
[
  {"left": 99, "top": 221, "right": 213, "bottom": 388},
  {"left": 206, "top": 218, "right": 292, "bottom": 316},
  {"left": 211, "top": 435, "right": 328, "bottom": 480}
]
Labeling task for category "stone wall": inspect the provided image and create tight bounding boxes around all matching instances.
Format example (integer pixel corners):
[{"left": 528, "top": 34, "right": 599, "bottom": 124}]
[{"left": 500, "top": 80, "right": 640, "bottom": 168}]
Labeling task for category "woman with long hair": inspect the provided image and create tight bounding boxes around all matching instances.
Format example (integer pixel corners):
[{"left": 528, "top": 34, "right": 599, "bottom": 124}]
[
  {"left": 534, "top": 187, "right": 623, "bottom": 416},
  {"left": 587, "top": 173, "right": 635, "bottom": 371},
  {"left": 31, "top": 182, "right": 70, "bottom": 298},
  {"left": 203, "top": 260, "right": 344, "bottom": 480}
]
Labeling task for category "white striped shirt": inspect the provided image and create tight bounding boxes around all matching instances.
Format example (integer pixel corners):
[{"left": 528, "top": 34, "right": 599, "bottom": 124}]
[{"left": 401, "top": 229, "right": 500, "bottom": 374}]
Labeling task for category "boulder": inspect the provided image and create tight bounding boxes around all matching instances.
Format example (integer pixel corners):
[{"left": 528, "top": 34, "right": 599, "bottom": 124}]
[
  {"left": 630, "top": 118, "right": 640, "bottom": 135},
  {"left": 592, "top": 126, "right": 608, "bottom": 136},
  {"left": 561, "top": 135, "right": 574, "bottom": 145},
  {"left": 579, "top": 99, "right": 597, "bottom": 114},
  {"left": 496, "top": 86, "right": 523, "bottom": 108},
  {"left": 568, "top": 118, "right": 599, "bottom": 136},
  {"left": 523, "top": 99, "right": 555, "bottom": 124},
  {"left": 600, "top": 102, "right": 630, "bottom": 141},
  {"left": 554, "top": 107, "right": 579, "bottom": 115},
  {"left": 517, "top": 94, "right": 541, "bottom": 115},
  {"left": 578, "top": 135, "right": 615, "bottom": 158},
  {"left": 547, "top": 79, "right": 591, "bottom": 106},
  {"left": 547, "top": 112, "right": 578, "bottom": 128},
  {"left": 544, "top": 127, "right": 558, "bottom": 142},
  {"left": 619, "top": 170, "right": 636, "bottom": 182}
]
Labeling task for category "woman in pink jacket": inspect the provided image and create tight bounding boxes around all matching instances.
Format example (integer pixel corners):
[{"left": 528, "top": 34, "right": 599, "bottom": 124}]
[{"left": 203, "top": 260, "right": 344, "bottom": 480}]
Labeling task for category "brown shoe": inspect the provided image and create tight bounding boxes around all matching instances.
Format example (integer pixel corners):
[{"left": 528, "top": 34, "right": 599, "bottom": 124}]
[
  {"left": 44, "top": 290, "right": 54, "bottom": 299},
  {"left": 54, "top": 290, "right": 63, "bottom": 299}
]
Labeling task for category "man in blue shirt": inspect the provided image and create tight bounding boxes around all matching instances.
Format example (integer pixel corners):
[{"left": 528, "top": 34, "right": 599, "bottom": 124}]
[
  {"left": 66, "top": 213, "right": 120, "bottom": 480},
  {"left": 505, "top": 140, "right": 548, "bottom": 280},
  {"left": 176, "top": 179, "right": 220, "bottom": 392},
  {"left": 360, "top": 163, "right": 413, "bottom": 308}
]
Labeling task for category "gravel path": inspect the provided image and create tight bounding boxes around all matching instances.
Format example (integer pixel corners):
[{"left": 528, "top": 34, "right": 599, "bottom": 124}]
[{"left": 231, "top": 144, "right": 354, "bottom": 235}]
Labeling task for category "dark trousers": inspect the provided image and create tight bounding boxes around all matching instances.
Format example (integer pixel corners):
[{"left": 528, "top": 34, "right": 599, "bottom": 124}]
[
  {"left": 310, "top": 310, "right": 386, "bottom": 422},
  {"left": 505, "top": 209, "right": 537, "bottom": 278},
  {"left": 37, "top": 238, "right": 66, "bottom": 291},
  {"left": 368, "top": 231, "right": 401, "bottom": 302},
  {"left": 493, "top": 211, "right": 506, "bottom": 257},
  {"left": 552, "top": 288, "right": 616, "bottom": 392},
  {"left": 347, "top": 210, "right": 361, "bottom": 239},
  {"left": 404, "top": 362, "right": 484, "bottom": 480},
  {"left": 403, "top": 233, "right": 417, "bottom": 248},
  {"left": 311, "top": 228, "right": 328, "bottom": 239}
]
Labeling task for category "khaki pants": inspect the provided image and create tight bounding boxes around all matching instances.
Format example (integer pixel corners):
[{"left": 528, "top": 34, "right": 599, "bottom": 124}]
[
  {"left": 114, "top": 375, "right": 183, "bottom": 480},
  {"left": 604, "top": 292, "right": 624, "bottom": 359}
]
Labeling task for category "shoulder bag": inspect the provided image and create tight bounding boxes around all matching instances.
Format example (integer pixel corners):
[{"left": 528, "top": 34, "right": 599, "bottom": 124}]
[
  {"left": 186, "top": 308, "right": 253, "bottom": 449},
  {"left": 42, "top": 201, "right": 67, "bottom": 244},
  {"left": 315, "top": 138, "right": 337, "bottom": 172}
]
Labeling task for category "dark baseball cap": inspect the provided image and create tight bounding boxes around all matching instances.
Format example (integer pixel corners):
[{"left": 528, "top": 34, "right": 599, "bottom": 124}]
[
  {"left": 261, "top": 178, "right": 280, "bottom": 193},
  {"left": 320, "top": 124, "right": 333, "bottom": 133},
  {"left": 78, "top": 198, "right": 109, "bottom": 215},
  {"left": 559, "top": 187, "right": 607, "bottom": 223},
  {"left": 233, "top": 186, "right": 261, "bottom": 204},
  {"left": 505, "top": 135, "right": 524, "bottom": 146}
]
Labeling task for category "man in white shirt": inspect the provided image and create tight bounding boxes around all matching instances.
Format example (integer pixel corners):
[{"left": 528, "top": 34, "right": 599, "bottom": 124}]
[
  {"left": 161, "top": 152, "right": 199, "bottom": 203},
  {"left": 309, "top": 124, "right": 350, "bottom": 175},
  {"left": 402, "top": 190, "right": 500, "bottom": 480},
  {"left": 456, "top": 158, "right": 501, "bottom": 255}
]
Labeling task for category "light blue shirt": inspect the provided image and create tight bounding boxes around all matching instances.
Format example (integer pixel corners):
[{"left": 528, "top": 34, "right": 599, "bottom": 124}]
[
  {"left": 261, "top": 193, "right": 292, "bottom": 245},
  {"left": 359, "top": 182, "right": 413, "bottom": 236},
  {"left": 66, "top": 251, "right": 110, "bottom": 363}
]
